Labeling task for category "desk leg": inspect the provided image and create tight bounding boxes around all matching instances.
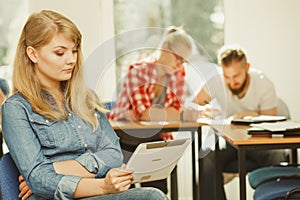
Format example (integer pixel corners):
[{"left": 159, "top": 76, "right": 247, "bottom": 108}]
[
  {"left": 198, "top": 127, "right": 204, "bottom": 200},
  {"left": 291, "top": 148, "right": 298, "bottom": 164},
  {"left": 191, "top": 131, "right": 198, "bottom": 200},
  {"left": 170, "top": 166, "right": 178, "bottom": 200},
  {"left": 215, "top": 135, "right": 222, "bottom": 200},
  {"left": 238, "top": 147, "right": 247, "bottom": 200}
]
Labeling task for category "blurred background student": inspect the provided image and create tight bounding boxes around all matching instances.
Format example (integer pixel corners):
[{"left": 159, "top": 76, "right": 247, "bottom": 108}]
[
  {"left": 193, "top": 45, "right": 288, "bottom": 200},
  {"left": 108, "top": 26, "right": 199, "bottom": 194}
]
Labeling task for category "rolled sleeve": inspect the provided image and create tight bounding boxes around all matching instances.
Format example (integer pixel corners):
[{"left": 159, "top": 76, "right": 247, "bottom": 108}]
[
  {"left": 94, "top": 157, "right": 111, "bottom": 178},
  {"left": 54, "top": 175, "right": 81, "bottom": 200},
  {"left": 75, "top": 152, "right": 110, "bottom": 178},
  {"left": 75, "top": 153, "right": 99, "bottom": 174}
]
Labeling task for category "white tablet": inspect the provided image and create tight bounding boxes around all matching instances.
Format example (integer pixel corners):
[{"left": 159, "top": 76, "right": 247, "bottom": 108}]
[{"left": 126, "top": 138, "right": 190, "bottom": 183}]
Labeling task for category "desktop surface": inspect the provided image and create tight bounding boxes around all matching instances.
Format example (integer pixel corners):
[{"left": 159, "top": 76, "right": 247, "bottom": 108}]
[{"left": 219, "top": 124, "right": 300, "bottom": 146}]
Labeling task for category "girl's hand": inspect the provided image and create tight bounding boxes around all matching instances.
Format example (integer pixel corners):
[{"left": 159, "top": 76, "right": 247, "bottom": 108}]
[
  {"left": 18, "top": 175, "right": 33, "bottom": 200},
  {"left": 182, "top": 108, "right": 200, "bottom": 122},
  {"left": 233, "top": 111, "right": 259, "bottom": 119},
  {"left": 103, "top": 164, "right": 134, "bottom": 194}
]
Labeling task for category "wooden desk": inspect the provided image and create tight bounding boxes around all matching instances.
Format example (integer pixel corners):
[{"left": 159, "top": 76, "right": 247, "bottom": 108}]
[
  {"left": 216, "top": 124, "right": 300, "bottom": 200},
  {"left": 110, "top": 120, "right": 206, "bottom": 200}
]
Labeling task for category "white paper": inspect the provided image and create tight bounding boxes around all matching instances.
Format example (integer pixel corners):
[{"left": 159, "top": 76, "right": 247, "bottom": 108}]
[{"left": 250, "top": 121, "right": 300, "bottom": 132}]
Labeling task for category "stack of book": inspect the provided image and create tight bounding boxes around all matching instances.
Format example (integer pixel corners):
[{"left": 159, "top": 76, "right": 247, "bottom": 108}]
[{"left": 248, "top": 120, "right": 300, "bottom": 137}]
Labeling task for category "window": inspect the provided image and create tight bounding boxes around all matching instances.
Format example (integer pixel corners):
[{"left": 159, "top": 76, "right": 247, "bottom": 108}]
[
  {"left": 113, "top": 0, "right": 224, "bottom": 96},
  {"left": 0, "top": 0, "right": 28, "bottom": 90}
]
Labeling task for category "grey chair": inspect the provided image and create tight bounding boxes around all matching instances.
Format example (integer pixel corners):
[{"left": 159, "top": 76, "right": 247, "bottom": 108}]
[
  {"left": 0, "top": 133, "right": 3, "bottom": 158},
  {"left": 249, "top": 166, "right": 300, "bottom": 200}
]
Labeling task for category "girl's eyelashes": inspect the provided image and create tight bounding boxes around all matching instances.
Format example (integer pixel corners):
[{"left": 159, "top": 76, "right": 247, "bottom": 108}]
[{"left": 55, "top": 52, "right": 64, "bottom": 56}]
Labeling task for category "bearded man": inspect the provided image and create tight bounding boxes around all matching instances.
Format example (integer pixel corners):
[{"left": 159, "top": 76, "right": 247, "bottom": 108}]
[{"left": 193, "top": 45, "right": 287, "bottom": 200}]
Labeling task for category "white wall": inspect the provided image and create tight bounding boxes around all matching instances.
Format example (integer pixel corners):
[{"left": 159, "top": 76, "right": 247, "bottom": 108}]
[
  {"left": 224, "top": 0, "right": 300, "bottom": 119},
  {"left": 26, "top": 1, "right": 300, "bottom": 117},
  {"left": 28, "top": 0, "right": 117, "bottom": 101}
]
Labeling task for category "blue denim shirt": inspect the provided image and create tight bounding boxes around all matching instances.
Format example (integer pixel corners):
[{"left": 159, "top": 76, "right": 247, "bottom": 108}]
[{"left": 2, "top": 93, "right": 123, "bottom": 199}]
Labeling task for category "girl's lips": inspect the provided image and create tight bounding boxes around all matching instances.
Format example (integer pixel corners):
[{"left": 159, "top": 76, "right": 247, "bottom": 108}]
[{"left": 63, "top": 68, "right": 73, "bottom": 73}]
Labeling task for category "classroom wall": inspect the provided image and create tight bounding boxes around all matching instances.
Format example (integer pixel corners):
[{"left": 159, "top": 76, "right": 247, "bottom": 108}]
[
  {"left": 28, "top": 0, "right": 114, "bottom": 57},
  {"left": 28, "top": 0, "right": 117, "bottom": 102},
  {"left": 28, "top": 0, "right": 300, "bottom": 118},
  {"left": 224, "top": 0, "right": 300, "bottom": 119}
]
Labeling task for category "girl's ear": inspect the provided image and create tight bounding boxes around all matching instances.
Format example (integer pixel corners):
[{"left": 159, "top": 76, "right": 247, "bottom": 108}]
[
  {"left": 26, "top": 46, "right": 38, "bottom": 63},
  {"left": 246, "top": 62, "right": 250, "bottom": 71}
]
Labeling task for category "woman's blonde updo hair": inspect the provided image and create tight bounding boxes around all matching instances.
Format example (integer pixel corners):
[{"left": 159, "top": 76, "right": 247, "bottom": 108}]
[{"left": 161, "top": 26, "right": 193, "bottom": 59}]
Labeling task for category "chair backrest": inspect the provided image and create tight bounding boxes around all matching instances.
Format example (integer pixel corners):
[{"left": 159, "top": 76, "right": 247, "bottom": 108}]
[
  {"left": 104, "top": 101, "right": 116, "bottom": 110},
  {"left": 249, "top": 166, "right": 300, "bottom": 200},
  {"left": 0, "top": 134, "right": 3, "bottom": 158},
  {"left": 104, "top": 101, "right": 116, "bottom": 117},
  {"left": 0, "top": 153, "right": 20, "bottom": 200}
]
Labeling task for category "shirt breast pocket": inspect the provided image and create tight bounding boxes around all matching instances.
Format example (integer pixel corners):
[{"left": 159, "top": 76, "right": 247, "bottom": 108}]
[{"left": 30, "top": 115, "right": 65, "bottom": 148}]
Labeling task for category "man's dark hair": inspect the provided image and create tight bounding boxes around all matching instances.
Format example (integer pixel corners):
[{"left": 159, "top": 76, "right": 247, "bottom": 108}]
[{"left": 218, "top": 46, "right": 247, "bottom": 66}]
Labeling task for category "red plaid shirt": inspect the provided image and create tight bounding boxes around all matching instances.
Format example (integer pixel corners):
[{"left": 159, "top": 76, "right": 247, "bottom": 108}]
[{"left": 108, "top": 61, "right": 187, "bottom": 121}]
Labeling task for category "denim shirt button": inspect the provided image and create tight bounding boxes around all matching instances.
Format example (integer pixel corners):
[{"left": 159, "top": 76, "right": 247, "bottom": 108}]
[
  {"left": 78, "top": 125, "right": 81, "bottom": 129},
  {"left": 68, "top": 113, "right": 72, "bottom": 116},
  {"left": 94, "top": 113, "right": 98, "bottom": 117},
  {"left": 45, "top": 120, "right": 49, "bottom": 123}
]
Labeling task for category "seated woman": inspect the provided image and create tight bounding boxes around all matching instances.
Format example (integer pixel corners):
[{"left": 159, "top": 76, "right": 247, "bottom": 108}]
[
  {"left": 2, "top": 10, "right": 168, "bottom": 200},
  {"left": 108, "top": 26, "right": 194, "bottom": 125},
  {"left": 108, "top": 26, "right": 198, "bottom": 194}
]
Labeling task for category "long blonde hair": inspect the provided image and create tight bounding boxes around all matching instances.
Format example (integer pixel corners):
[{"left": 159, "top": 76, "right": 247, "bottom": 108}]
[{"left": 13, "top": 10, "right": 103, "bottom": 130}]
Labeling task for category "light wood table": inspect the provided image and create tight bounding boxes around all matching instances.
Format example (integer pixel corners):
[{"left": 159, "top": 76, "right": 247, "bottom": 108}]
[
  {"left": 110, "top": 120, "right": 207, "bottom": 200},
  {"left": 214, "top": 124, "right": 300, "bottom": 200}
]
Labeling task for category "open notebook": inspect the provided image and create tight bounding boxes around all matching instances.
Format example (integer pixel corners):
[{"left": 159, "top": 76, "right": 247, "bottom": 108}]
[
  {"left": 231, "top": 115, "right": 287, "bottom": 125},
  {"left": 126, "top": 139, "right": 190, "bottom": 183},
  {"left": 248, "top": 121, "right": 300, "bottom": 136}
]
